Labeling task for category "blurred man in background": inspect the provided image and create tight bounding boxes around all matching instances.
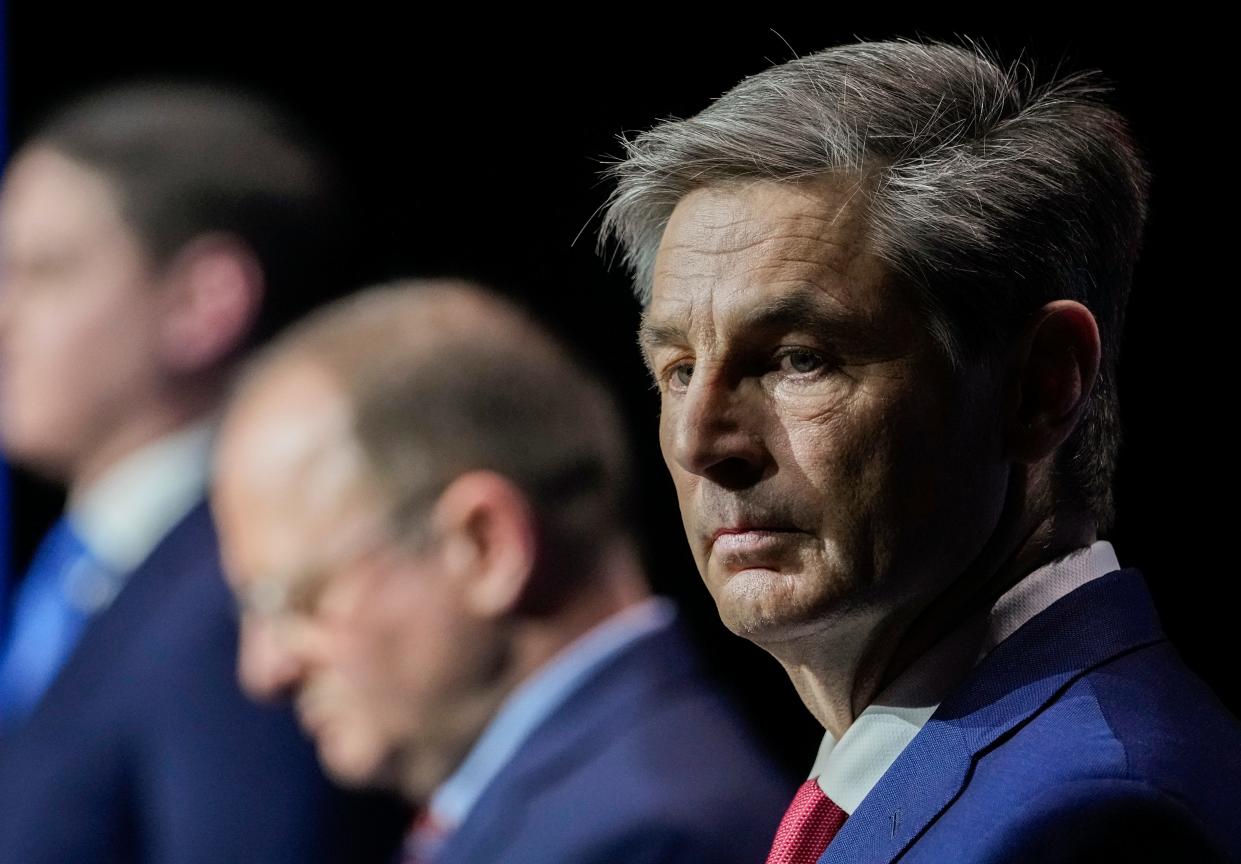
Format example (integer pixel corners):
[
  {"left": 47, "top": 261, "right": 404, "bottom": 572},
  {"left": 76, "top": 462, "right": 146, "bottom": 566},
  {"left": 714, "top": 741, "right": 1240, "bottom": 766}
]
[
  {"left": 0, "top": 84, "right": 405, "bottom": 863},
  {"left": 213, "top": 280, "right": 792, "bottom": 863}
]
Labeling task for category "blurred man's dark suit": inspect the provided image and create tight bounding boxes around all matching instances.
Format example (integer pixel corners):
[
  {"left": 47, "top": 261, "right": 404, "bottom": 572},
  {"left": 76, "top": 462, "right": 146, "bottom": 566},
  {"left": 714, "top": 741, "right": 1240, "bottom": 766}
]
[{"left": 0, "top": 498, "right": 406, "bottom": 863}]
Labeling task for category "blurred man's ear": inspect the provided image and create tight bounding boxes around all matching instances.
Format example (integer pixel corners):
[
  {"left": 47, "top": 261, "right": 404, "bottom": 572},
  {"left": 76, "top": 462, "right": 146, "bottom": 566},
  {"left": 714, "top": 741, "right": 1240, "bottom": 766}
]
[
  {"left": 1004, "top": 299, "right": 1101, "bottom": 464},
  {"left": 431, "top": 471, "right": 538, "bottom": 620},
  {"left": 158, "top": 234, "right": 265, "bottom": 373}
]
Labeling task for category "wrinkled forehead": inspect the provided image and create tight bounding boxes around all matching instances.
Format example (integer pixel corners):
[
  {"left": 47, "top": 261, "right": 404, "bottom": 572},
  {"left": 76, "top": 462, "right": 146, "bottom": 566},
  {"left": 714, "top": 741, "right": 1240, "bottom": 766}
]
[
  {"left": 658, "top": 176, "right": 871, "bottom": 259},
  {"left": 644, "top": 177, "right": 904, "bottom": 350}
]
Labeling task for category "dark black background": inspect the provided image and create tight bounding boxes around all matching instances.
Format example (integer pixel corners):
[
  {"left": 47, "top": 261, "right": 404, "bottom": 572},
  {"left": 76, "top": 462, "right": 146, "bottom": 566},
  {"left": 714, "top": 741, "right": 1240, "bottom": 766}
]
[{"left": 4, "top": 12, "right": 1233, "bottom": 772}]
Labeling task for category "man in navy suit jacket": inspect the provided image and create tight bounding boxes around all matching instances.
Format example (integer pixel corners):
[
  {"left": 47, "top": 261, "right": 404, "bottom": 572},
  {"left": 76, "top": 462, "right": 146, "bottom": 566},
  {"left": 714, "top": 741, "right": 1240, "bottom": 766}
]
[
  {"left": 211, "top": 281, "right": 792, "bottom": 863},
  {"left": 0, "top": 85, "right": 405, "bottom": 862},
  {"left": 602, "top": 40, "right": 1241, "bottom": 861}
]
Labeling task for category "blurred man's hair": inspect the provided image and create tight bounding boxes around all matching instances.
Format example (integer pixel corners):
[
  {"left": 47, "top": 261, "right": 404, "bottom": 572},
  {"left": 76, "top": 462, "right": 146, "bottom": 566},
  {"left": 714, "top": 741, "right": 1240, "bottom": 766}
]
[
  {"left": 245, "top": 280, "right": 637, "bottom": 597},
  {"left": 28, "top": 82, "right": 347, "bottom": 345}
]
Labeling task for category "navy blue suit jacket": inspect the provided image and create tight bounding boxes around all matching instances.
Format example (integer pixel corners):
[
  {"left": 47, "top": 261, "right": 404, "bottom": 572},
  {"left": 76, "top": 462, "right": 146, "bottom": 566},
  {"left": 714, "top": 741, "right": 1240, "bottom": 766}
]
[
  {"left": 819, "top": 569, "right": 1241, "bottom": 863},
  {"left": 434, "top": 620, "right": 792, "bottom": 863},
  {"left": 0, "top": 501, "right": 407, "bottom": 863}
]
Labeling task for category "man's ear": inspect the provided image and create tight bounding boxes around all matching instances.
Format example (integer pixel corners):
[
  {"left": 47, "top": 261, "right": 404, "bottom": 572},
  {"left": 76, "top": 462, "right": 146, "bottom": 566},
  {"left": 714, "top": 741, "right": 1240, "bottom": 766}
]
[
  {"left": 1004, "top": 300, "right": 1102, "bottom": 464},
  {"left": 430, "top": 471, "right": 538, "bottom": 620},
  {"left": 157, "top": 234, "right": 265, "bottom": 373}
]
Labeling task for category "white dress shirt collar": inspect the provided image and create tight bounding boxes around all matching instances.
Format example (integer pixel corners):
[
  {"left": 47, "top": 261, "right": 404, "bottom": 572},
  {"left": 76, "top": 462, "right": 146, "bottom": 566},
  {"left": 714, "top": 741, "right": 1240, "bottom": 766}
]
[
  {"left": 812, "top": 541, "right": 1122, "bottom": 814},
  {"left": 428, "top": 596, "right": 678, "bottom": 832},
  {"left": 68, "top": 422, "right": 215, "bottom": 575}
]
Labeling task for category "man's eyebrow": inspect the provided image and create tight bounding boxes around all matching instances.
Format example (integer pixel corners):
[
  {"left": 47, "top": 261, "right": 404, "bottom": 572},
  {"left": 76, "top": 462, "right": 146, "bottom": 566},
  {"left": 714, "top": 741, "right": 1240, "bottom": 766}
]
[
  {"left": 734, "top": 290, "right": 853, "bottom": 338},
  {"left": 639, "top": 291, "right": 853, "bottom": 350},
  {"left": 637, "top": 317, "right": 686, "bottom": 356}
]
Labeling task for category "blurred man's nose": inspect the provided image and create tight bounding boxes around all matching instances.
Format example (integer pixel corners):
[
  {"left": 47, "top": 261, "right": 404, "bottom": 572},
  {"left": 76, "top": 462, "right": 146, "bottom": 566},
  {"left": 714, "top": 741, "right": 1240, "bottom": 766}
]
[{"left": 237, "top": 615, "right": 304, "bottom": 703}]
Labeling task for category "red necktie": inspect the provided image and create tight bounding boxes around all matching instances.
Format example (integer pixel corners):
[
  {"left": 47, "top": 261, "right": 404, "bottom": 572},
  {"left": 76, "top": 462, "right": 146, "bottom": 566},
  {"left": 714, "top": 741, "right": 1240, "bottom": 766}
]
[
  {"left": 765, "top": 778, "right": 849, "bottom": 864},
  {"left": 400, "top": 810, "right": 451, "bottom": 864}
]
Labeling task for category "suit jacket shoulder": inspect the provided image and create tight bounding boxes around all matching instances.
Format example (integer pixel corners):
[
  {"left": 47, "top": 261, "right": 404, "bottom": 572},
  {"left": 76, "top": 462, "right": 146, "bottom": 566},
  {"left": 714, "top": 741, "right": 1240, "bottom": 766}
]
[
  {"left": 437, "top": 620, "right": 793, "bottom": 864},
  {"left": 824, "top": 569, "right": 1241, "bottom": 863}
]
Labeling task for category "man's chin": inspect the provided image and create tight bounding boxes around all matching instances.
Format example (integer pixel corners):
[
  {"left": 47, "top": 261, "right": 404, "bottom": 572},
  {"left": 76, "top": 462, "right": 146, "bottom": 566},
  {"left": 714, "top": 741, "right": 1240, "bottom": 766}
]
[
  {"left": 314, "top": 729, "right": 391, "bottom": 790},
  {"left": 712, "top": 566, "right": 848, "bottom": 645},
  {"left": 0, "top": 422, "right": 72, "bottom": 480}
]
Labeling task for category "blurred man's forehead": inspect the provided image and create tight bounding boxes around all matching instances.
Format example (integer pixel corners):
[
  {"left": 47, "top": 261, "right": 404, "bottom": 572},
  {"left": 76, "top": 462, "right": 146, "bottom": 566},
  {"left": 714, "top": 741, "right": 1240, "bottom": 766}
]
[
  {"left": 0, "top": 148, "right": 129, "bottom": 256},
  {"left": 223, "top": 360, "right": 355, "bottom": 481},
  {"left": 216, "top": 360, "right": 386, "bottom": 572}
]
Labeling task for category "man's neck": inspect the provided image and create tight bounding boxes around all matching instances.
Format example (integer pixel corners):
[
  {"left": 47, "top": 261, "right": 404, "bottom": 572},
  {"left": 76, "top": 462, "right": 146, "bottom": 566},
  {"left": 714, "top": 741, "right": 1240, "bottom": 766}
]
[
  {"left": 507, "top": 543, "right": 651, "bottom": 706},
  {"left": 778, "top": 501, "right": 1097, "bottom": 740},
  {"left": 398, "top": 542, "right": 652, "bottom": 806},
  {"left": 68, "top": 396, "right": 217, "bottom": 503}
]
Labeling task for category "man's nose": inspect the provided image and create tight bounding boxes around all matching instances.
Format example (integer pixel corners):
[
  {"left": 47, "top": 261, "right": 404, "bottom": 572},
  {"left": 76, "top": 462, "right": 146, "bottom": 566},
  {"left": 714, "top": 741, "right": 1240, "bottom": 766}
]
[
  {"left": 0, "top": 278, "right": 15, "bottom": 335},
  {"left": 668, "top": 367, "right": 769, "bottom": 489},
  {"left": 237, "top": 615, "right": 305, "bottom": 703}
]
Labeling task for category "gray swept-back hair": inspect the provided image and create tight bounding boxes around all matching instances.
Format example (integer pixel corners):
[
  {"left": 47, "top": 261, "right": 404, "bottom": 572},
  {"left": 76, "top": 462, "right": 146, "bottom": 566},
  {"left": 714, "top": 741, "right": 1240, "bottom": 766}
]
[{"left": 601, "top": 40, "right": 1149, "bottom": 530}]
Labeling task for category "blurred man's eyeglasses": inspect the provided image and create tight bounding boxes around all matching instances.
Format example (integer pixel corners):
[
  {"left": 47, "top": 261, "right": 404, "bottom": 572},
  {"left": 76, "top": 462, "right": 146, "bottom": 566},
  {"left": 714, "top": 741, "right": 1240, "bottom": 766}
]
[{"left": 236, "top": 518, "right": 403, "bottom": 626}]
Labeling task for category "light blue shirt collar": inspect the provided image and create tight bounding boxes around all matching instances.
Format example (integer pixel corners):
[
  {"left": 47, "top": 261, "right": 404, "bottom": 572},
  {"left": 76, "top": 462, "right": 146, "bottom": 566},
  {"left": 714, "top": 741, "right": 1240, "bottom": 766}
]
[{"left": 429, "top": 596, "right": 677, "bottom": 830}]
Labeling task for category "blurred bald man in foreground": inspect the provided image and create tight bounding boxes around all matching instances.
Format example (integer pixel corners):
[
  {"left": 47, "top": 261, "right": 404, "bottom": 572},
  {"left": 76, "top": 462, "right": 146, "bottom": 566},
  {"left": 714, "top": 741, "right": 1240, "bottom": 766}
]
[{"left": 212, "top": 280, "right": 790, "bottom": 864}]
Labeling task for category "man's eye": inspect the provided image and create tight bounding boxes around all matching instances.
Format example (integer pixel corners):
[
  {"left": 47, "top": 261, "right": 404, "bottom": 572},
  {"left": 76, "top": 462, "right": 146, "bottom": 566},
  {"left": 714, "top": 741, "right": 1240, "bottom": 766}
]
[
  {"left": 668, "top": 362, "right": 694, "bottom": 390},
  {"left": 778, "top": 349, "right": 826, "bottom": 375}
]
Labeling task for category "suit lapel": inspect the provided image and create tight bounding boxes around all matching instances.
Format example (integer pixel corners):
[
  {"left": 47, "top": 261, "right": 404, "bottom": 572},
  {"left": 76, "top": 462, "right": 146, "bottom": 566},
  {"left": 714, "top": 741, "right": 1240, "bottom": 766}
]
[
  {"left": 822, "top": 568, "right": 1166, "bottom": 864},
  {"left": 3, "top": 501, "right": 216, "bottom": 732}
]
